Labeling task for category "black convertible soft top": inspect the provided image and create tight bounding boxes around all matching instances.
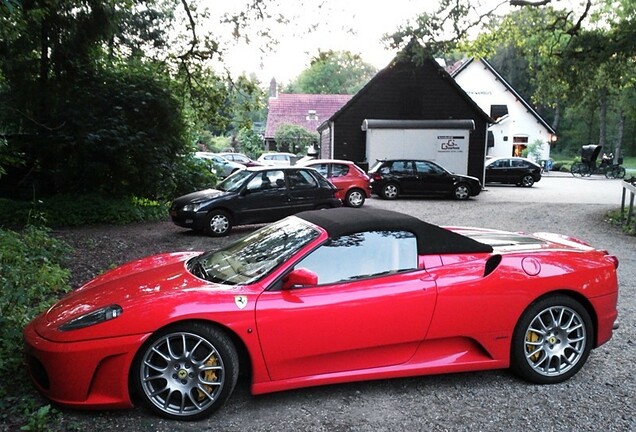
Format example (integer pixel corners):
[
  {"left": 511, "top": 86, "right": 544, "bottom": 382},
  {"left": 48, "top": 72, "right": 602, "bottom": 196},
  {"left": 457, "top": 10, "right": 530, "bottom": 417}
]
[{"left": 296, "top": 207, "right": 493, "bottom": 255}]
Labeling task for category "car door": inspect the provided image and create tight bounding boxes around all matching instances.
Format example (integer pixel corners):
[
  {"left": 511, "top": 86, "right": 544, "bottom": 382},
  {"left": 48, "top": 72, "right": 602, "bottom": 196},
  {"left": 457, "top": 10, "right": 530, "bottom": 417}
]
[
  {"left": 234, "top": 169, "right": 293, "bottom": 224},
  {"left": 255, "top": 230, "right": 438, "bottom": 380},
  {"left": 285, "top": 168, "right": 326, "bottom": 212},
  {"left": 485, "top": 159, "right": 510, "bottom": 183},
  {"left": 414, "top": 161, "right": 454, "bottom": 195},
  {"left": 388, "top": 160, "right": 419, "bottom": 194}
]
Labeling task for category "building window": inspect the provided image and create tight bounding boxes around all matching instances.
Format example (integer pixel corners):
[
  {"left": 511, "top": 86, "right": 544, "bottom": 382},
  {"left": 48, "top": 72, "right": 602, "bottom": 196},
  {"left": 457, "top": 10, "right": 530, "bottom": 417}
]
[
  {"left": 307, "top": 110, "right": 318, "bottom": 121},
  {"left": 490, "top": 105, "right": 508, "bottom": 121},
  {"left": 512, "top": 136, "right": 528, "bottom": 157}
]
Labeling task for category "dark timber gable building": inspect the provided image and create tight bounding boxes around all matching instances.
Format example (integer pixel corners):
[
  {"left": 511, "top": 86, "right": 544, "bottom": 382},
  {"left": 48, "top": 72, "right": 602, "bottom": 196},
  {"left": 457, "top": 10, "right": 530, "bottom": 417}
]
[{"left": 317, "top": 51, "right": 493, "bottom": 182}]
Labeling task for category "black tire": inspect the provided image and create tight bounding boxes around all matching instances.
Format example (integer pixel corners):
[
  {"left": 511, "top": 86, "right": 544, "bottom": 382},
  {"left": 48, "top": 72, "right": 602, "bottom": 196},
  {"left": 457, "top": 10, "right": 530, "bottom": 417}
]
[
  {"left": 616, "top": 166, "right": 626, "bottom": 179},
  {"left": 519, "top": 174, "right": 535, "bottom": 187},
  {"left": 132, "top": 322, "right": 239, "bottom": 420},
  {"left": 344, "top": 188, "right": 366, "bottom": 208},
  {"left": 570, "top": 162, "right": 583, "bottom": 177},
  {"left": 453, "top": 184, "right": 471, "bottom": 200},
  {"left": 511, "top": 295, "right": 593, "bottom": 384},
  {"left": 381, "top": 183, "right": 399, "bottom": 200},
  {"left": 205, "top": 210, "right": 232, "bottom": 237}
]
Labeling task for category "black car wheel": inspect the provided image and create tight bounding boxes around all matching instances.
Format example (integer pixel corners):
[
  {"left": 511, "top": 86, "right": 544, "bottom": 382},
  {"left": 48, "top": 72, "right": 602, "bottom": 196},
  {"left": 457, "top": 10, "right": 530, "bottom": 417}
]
[
  {"left": 511, "top": 295, "right": 593, "bottom": 384},
  {"left": 205, "top": 210, "right": 232, "bottom": 237},
  {"left": 345, "top": 189, "right": 365, "bottom": 208},
  {"left": 453, "top": 184, "right": 470, "bottom": 200},
  {"left": 133, "top": 322, "right": 239, "bottom": 420},
  {"left": 381, "top": 183, "right": 399, "bottom": 200},
  {"left": 519, "top": 174, "right": 535, "bottom": 187}
]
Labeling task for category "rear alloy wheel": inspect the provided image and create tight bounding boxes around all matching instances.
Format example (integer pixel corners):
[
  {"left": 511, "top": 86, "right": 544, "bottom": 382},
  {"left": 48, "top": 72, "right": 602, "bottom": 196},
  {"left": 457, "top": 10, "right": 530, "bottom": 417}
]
[
  {"left": 133, "top": 323, "right": 239, "bottom": 420},
  {"left": 453, "top": 184, "right": 470, "bottom": 200},
  {"left": 381, "top": 183, "right": 399, "bottom": 200},
  {"left": 345, "top": 189, "right": 365, "bottom": 208},
  {"left": 520, "top": 174, "right": 535, "bottom": 187},
  {"left": 205, "top": 210, "right": 232, "bottom": 237},
  {"left": 511, "top": 295, "right": 593, "bottom": 384}
]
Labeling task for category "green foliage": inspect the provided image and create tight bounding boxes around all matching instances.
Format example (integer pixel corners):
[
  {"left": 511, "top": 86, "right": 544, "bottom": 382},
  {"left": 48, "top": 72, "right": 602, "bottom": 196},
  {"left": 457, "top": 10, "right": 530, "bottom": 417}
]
[
  {"left": 286, "top": 50, "right": 377, "bottom": 94},
  {"left": 0, "top": 226, "right": 71, "bottom": 397},
  {"left": 274, "top": 124, "right": 318, "bottom": 154},
  {"left": 521, "top": 140, "right": 545, "bottom": 162},
  {"left": 167, "top": 154, "right": 217, "bottom": 196},
  {"left": 0, "top": 195, "right": 169, "bottom": 228},
  {"left": 606, "top": 208, "right": 636, "bottom": 236},
  {"left": 236, "top": 128, "right": 264, "bottom": 159},
  {"left": 0, "top": 0, "right": 269, "bottom": 202},
  {"left": 20, "top": 404, "right": 54, "bottom": 432}
]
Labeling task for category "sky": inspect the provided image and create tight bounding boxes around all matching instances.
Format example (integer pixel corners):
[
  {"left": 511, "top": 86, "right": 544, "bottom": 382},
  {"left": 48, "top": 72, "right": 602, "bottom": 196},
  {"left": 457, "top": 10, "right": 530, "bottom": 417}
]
[{"left": 213, "top": 0, "right": 436, "bottom": 85}]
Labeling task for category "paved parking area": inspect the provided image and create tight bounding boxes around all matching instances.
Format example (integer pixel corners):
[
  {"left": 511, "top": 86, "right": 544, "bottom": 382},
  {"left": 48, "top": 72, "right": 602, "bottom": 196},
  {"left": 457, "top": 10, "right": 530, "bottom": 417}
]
[{"left": 480, "top": 173, "right": 626, "bottom": 205}]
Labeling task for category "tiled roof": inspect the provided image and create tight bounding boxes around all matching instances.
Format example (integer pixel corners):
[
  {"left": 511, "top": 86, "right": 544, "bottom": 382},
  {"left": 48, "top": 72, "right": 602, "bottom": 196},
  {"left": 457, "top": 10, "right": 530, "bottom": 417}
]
[{"left": 264, "top": 93, "right": 353, "bottom": 139}]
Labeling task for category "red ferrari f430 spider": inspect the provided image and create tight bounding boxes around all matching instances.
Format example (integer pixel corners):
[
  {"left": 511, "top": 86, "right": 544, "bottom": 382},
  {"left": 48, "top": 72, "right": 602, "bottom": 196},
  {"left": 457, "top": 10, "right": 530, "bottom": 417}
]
[{"left": 24, "top": 208, "right": 619, "bottom": 420}]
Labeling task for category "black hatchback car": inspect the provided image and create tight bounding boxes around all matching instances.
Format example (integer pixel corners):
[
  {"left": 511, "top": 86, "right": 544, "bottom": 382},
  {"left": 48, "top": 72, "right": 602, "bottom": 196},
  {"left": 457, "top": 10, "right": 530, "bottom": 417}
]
[
  {"left": 170, "top": 167, "right": 341, "bottom": 236},
  {"left": 368, "top": 159, "right": 482, "bottom": 200},
  {"left": 484, "top": 157, "right": 542, "bottom": 187}
]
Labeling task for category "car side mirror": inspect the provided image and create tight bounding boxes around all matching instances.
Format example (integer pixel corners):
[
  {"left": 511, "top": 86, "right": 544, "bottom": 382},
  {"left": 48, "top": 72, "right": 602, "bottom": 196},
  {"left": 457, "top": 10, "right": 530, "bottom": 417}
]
[{"left": 282, "top": 268, "right": 318, "bottom": 290}]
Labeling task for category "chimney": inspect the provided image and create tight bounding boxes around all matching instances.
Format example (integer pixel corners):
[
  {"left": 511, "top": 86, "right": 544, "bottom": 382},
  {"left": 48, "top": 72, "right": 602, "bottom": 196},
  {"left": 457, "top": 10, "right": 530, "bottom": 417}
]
[{"left": 269, "top": 78, "right": 278, "bottom": 98}]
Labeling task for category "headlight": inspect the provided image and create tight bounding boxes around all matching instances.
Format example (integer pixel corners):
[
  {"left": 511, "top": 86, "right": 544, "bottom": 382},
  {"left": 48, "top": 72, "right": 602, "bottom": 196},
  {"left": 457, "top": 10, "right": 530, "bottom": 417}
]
[
  {"left": 182, "top": 203, "right": 203, "bottom": 212},
  {"left": 59, "top": 305, "right": 123, "bottom": 331}
]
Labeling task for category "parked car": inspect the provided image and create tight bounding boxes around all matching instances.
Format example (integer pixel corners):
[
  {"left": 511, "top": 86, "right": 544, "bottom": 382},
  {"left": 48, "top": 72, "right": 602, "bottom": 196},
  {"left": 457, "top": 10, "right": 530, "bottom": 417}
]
[
  {"left": 298, "top": 159, "right": 371, "bottom": 207},
  {"left": 368, "top": 159, "right": 482, "bottom": 200},
  {"left": 24, "top": 207, "right": 619, "bottom": 420},
  {"left": 194, "top": 152, "right": 245, "bottom": 178},
  {"left": 218, "top": 152, "right": 263, "bottom": 167},
  {"left": 485, "top": 157, "right": 542, "bottom": 187},
  {"left": 169, "top": 166, "right": 341, "bottom": 236},
  {"left": 257, "top": 152, "right": 298, "bottom": 166}
]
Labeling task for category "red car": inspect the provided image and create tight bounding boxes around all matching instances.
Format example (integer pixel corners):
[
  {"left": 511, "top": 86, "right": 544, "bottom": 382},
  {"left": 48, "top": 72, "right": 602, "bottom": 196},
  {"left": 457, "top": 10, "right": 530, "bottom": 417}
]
[
  {"left": 24, "top": 208, "right": 619, "bottom": 420},
  {"left": 299, "top": 159, "right": 371, "bottom": 207}
]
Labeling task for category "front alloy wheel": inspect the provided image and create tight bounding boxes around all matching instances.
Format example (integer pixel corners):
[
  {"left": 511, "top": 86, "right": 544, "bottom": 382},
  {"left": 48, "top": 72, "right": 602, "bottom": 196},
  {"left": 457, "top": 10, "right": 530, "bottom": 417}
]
[
  {"left": 511, "top": 295, "right": 592, "bottom": 384},
  {"left": 345, "top": 189, "right": 365, "bottom": 207},
  {"left": 134, "top": 323, "right": 239, "bottom": 420},
  {"left": 453, "top": 184, "right": 470, "bottom": 200}
]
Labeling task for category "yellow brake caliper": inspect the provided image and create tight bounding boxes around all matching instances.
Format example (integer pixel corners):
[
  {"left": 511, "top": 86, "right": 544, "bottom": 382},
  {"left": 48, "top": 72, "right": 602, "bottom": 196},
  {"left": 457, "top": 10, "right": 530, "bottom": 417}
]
[
  {"left": 526, "top": 331, "right": 540, "bottom": 361},
  {"left": 197, "top": 356, "right": 218, "bottom": 401}
]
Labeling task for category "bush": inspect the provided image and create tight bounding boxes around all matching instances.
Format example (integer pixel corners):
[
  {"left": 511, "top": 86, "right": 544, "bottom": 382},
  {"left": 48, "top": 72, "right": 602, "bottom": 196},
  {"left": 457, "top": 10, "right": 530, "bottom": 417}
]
[
  {"left": 0, "top": 195, "right": 168, "bottom": 228},
  {"left": 0, "top": 226, "right": 71, "bottom": 401}
]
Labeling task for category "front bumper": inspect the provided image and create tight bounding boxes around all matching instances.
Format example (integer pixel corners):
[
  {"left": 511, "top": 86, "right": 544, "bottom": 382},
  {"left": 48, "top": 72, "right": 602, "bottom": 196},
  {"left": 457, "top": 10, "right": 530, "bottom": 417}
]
[
  {"left": 23, "top": 321, "right": 149, "bottom": 409},
  {"left": 169, "top": 209, "right": 208, "bottom": 230}
]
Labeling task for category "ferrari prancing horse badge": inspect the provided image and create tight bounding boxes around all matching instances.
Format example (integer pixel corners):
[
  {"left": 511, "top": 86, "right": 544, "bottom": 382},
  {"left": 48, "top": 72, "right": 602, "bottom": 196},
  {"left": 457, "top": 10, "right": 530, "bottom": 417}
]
[{"left": 234, "top": 295, "right": 248, "bottom": 309}]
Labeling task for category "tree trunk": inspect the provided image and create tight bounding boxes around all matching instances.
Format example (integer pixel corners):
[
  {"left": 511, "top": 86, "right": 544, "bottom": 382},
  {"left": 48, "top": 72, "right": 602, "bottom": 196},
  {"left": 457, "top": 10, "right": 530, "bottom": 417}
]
[
  {"left": 551, "top": 102, "right": 560, "bottom": 131},
  {"left": 598, "top": 88, "right": 608, "bottom": 147},
  {"left": 615, "top": 108, "right": 625, "bottom": 164}
]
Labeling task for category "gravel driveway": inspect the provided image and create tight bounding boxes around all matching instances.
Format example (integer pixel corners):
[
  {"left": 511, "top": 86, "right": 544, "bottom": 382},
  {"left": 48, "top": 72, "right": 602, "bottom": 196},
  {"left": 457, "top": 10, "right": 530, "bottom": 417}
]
[{"left": 40, "top": 176, "right": 636, "bottom": 431}]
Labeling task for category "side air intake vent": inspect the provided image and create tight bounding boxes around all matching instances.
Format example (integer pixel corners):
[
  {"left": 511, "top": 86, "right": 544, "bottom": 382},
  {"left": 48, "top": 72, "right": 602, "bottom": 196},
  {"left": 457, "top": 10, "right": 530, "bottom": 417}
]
[{"left": 484, "top": 255, "right": 502, "bottom": 277}]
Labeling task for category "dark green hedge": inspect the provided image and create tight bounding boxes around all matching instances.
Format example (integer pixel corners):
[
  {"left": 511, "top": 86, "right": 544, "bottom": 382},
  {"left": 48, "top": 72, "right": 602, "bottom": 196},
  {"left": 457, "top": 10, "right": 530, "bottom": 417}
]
[{"left": 0, "top": 195, "right": 168, "bottom": 228}]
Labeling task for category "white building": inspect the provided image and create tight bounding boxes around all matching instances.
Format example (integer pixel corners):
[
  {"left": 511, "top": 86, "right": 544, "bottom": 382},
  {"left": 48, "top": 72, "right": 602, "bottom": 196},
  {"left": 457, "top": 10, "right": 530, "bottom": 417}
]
[{"left": 449, "top": 58, "right": 556, "bottom": 162}]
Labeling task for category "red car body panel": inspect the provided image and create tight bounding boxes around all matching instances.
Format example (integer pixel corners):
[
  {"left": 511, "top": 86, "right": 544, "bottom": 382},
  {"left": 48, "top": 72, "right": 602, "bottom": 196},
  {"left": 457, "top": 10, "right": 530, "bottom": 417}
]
[
  {"left": 24, "top": 214, "right": 619, "bottom": 412},
  {"left": 299, "top": 159, "right": 371, "bottom": 202}
]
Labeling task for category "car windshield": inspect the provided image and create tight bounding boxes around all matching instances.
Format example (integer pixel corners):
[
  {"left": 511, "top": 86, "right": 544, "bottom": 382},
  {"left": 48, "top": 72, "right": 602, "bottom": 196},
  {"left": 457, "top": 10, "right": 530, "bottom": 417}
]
[
  {"left": 187, "top": 217, "right": 321, "bottom": 285},
  {"left": 216, "top": 170, "right": 253, "bottom": 192}
]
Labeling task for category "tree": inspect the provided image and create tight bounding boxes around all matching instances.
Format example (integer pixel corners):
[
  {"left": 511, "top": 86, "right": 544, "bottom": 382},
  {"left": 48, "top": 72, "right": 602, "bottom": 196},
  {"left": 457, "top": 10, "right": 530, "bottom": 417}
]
[
  {"left": 274, "top": 124, "right": 318, "bottom": 154},
  {"left": 0, "top": 0, "right": 277, "bottom": 199},
  {"left": 286, "top": 50, "right": 377, "bottom": 94}
]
